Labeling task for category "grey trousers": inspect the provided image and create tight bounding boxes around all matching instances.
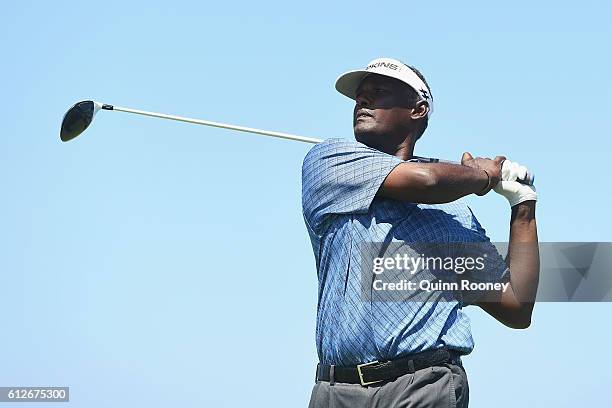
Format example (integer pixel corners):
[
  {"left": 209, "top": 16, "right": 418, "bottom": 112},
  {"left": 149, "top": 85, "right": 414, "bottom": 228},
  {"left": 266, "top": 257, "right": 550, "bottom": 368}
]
[{"left": 308, "top": 363, "right": 468, "bottom": 408}]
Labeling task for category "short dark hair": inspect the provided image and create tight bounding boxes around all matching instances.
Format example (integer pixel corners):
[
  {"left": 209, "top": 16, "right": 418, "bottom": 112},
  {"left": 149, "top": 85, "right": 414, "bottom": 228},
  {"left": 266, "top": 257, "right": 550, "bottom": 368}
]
[{"left": 402, "top": 63, "right": 431, "bottom": 138}]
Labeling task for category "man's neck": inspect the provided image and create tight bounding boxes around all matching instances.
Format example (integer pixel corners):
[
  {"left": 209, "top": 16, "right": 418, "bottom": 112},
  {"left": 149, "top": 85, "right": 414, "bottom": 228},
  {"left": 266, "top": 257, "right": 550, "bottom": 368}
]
[
  {"left": 392, "top": 139, "right": 416, "bottom": 161},
  {"left": 356, "top": 132, "right": 419, "bottom": 160},
  {"left": 376, "top": 136, "right": 416, "bottom": 161}
]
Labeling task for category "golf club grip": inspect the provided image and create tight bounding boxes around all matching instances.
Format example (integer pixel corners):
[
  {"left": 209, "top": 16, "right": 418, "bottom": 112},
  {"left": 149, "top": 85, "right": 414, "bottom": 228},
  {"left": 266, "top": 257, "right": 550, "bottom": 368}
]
[{"left": 412, "top": 156, "right": 535, "bottom": 186}]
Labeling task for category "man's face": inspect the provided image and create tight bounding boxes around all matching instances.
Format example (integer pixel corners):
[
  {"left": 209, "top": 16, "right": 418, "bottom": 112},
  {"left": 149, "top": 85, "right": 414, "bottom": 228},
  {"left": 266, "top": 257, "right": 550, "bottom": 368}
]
[{"left": 353, "top": 74, "right": 418, "bottom": 147}]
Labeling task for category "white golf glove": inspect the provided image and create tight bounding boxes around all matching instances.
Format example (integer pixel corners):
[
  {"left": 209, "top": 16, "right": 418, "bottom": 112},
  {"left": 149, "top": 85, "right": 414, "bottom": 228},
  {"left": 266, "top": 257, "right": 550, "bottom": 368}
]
[
  {"left": 501, "top": 160, "right": 529, "bottom": 183},
  {"left": 494, "top": 160, "right": 537, "bottom": 207}
]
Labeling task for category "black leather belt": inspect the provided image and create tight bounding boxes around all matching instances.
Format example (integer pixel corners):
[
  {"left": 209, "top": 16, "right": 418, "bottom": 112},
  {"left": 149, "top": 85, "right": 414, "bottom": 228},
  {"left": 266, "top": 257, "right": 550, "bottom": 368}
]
[{"left": 316, "top": 348, "right": 460, "bottom": 386}]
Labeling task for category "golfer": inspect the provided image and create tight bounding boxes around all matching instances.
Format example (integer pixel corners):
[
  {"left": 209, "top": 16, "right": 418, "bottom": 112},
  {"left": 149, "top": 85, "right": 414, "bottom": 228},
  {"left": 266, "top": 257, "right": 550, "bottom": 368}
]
[{"left": 302, "top": 58, "right": 539, "bottom": 407}]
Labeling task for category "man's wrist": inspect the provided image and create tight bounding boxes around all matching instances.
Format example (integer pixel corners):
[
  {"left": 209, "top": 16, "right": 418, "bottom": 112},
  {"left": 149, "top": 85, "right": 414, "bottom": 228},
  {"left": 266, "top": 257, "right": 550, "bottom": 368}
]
[
  {"left": 511, "top": 201, "right": 536, "bottom": 221},
  {"left": 475, "top": 169, "right": 491, "bottom": 196}
]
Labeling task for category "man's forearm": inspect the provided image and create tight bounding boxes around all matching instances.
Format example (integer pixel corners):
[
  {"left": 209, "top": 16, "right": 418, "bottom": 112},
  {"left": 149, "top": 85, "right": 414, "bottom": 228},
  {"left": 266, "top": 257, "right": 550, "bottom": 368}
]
[
  {"left": 506, "top": 202, "right": 540, "bottom": 310},
  {"left": 380, "top": 162, "right": 489, "bottom": 203},
  {"left": 476, "top": 201, "right": 539, "bottom": 328}
]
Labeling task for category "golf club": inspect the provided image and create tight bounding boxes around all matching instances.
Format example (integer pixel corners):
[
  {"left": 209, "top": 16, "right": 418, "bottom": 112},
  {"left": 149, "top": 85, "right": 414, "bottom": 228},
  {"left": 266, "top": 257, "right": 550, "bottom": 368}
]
[{"left": 60, "top": 100, "right": 535, "bottom": 185}]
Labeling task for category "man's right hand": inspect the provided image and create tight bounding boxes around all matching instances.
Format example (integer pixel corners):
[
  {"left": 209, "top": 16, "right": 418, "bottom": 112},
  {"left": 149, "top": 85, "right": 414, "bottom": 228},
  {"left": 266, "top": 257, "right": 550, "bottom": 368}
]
[{"left": 461, "top": 152, "right": 505, "bottom": 195}]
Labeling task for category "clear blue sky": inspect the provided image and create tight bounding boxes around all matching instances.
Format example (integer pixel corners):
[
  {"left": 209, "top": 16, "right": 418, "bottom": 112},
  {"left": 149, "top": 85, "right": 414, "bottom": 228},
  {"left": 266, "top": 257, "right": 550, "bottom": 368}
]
[{"left": 1, "top": 1, "right": 610, "bottom": 407}]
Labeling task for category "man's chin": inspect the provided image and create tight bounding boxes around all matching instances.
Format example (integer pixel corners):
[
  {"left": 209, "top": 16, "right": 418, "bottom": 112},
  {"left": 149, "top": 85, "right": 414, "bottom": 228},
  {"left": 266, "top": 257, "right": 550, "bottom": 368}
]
[{"left": 354, "top": 129, "right": 383, "bottom": 148}]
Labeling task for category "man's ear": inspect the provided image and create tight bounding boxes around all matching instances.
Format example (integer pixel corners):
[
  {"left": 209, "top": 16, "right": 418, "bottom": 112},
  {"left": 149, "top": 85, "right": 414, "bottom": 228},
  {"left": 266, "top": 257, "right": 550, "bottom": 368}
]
[{"left": 410, "top": 101, "right": 429, "bottom": 120}]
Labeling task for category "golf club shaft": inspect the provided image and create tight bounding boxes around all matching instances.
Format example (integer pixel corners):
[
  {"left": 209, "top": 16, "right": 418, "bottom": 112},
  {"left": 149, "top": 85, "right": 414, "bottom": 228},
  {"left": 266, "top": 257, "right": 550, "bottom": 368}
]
[
  {"left": 102, "top": 104, "right": 533, "bottom": 185},
  {"left": 109, "top": 106, "right": 463, "bottom": 165},
  {"left": 106, "top": 105, "right": 323, "bottom": 144}
]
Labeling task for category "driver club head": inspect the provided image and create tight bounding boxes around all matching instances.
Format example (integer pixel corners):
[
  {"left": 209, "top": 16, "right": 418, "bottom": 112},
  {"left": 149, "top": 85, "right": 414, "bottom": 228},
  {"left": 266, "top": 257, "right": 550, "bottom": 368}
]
[{"left": 60, "top": 100, "right": 103, "bottom": 142}]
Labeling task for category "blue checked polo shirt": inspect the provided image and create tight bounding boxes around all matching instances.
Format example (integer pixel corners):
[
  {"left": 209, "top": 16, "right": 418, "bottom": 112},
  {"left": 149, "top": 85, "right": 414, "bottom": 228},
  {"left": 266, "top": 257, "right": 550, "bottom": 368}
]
[{"left": 302, "top": 138, "right": 509, "bottom": 366}]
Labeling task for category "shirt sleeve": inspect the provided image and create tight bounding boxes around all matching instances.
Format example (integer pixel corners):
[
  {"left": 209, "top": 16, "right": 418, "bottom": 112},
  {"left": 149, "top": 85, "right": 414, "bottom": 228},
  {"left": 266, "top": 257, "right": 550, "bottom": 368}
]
[
  {"left": 301, "top": 138, "right": 403, "bottom": 236},
  {"left": 457, "top": 207, "right": 510, "bottom": 306}
]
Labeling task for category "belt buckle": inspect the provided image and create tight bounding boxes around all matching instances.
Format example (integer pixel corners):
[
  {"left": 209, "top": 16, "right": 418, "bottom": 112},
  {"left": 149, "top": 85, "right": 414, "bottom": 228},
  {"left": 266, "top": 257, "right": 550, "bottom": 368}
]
[{"left": 356, "top": 360, "right": 383, "bottom": 386}]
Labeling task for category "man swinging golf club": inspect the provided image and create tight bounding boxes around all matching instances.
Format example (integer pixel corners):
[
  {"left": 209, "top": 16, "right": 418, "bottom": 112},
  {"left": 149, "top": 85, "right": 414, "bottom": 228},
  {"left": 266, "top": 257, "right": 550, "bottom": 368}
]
[{"left": 302, "top": 58, "right": 539, "bottom": 407}]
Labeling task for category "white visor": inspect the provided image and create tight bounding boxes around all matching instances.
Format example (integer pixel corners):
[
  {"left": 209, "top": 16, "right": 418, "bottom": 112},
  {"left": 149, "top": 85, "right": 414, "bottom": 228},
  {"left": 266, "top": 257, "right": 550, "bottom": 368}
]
[{"left": 335, "top": 57, "right": 434, "bottom": 118}]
